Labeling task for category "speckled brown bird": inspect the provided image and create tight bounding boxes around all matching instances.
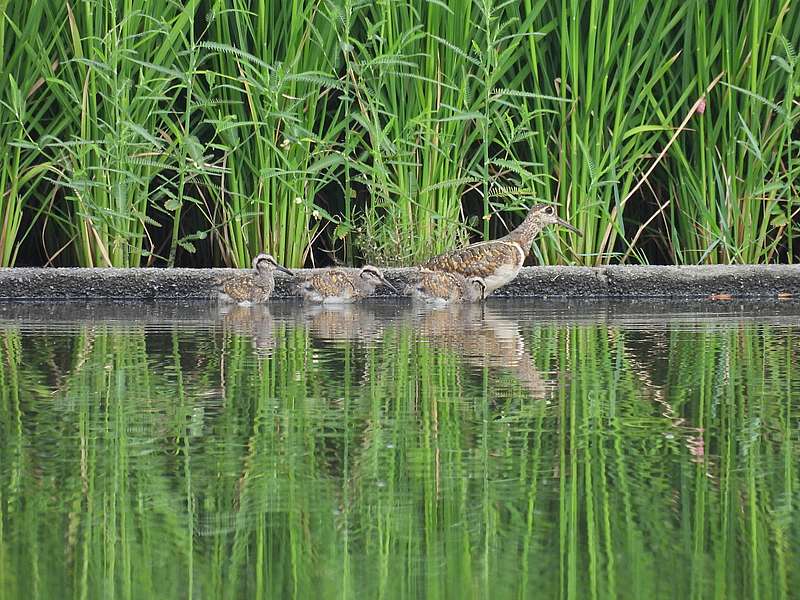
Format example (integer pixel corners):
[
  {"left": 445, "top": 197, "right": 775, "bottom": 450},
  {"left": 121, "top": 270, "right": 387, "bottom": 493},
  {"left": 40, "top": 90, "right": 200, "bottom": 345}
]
[
  {"left": 418, "top": 204, "right": 581, "bottom": 295},
  {"left": 407, "top": 270, "right": 486, "bottom": 304},
  {"left": 217, "top": 253, "right": 293, "bottom": 305},
  {"left": 297, "top": 266, "right": 397, "bottom": 303}
]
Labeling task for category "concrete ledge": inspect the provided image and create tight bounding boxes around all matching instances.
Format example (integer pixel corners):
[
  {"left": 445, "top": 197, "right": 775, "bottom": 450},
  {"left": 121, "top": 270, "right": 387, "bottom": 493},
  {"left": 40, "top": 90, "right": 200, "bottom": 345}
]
[
  {"left": 491, "top": 264, "right": 800, "bottom": 298},
  {"left": 0, "top": 265, "right": 798, "bottom": 300}
]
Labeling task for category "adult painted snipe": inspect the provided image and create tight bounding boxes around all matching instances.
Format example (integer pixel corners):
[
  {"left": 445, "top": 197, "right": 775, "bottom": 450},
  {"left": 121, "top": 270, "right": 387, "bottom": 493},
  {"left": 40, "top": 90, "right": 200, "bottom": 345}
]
[{"left": 418, "top": 204, "right": 580, "bottom": 295}]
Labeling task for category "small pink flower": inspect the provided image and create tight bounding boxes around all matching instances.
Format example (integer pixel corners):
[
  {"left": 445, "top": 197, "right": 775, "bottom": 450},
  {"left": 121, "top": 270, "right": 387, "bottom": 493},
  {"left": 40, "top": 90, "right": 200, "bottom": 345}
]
[{"left": 695, "top": 98, "right": 706, "bottom": 114}]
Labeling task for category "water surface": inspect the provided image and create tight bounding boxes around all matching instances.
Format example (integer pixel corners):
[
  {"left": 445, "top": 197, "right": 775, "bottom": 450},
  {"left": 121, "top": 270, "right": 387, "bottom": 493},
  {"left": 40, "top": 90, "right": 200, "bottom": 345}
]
[{"left": 1, "top": 299, "right": 798, "bottom": 599}]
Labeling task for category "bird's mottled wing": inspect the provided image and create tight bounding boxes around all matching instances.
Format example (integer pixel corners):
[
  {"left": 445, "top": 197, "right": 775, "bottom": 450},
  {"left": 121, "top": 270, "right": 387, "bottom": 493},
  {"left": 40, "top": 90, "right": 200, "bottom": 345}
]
[
  {"left": 221, "top": 275, "right": 271, "bottom": 302},
  {"left": 309, "top": 269, "right": 356, "bottom": 297},
  {"left": 420, "top": 242, "right": 521, "bottom": 278},
  {"left": 415, "top": 271, "right": 464, "bottom": 301}
]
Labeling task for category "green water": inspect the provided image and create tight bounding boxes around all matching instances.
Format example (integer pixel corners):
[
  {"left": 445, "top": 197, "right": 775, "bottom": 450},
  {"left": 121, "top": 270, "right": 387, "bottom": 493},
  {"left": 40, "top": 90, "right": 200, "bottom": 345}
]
[{"left": 0, "top": 300, "right": 798, "bottom": 600}]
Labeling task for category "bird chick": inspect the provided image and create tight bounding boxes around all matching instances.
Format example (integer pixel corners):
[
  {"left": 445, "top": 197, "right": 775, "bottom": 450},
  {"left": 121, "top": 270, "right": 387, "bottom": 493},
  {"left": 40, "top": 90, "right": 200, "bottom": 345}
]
[
  {"left": 217, "top": 253, "right": 292, "bottom": 305},
  {"left": 407, "top": 270, "right": 486, "bottom": 304},
  {"left": 297, "top": 266, "right": 397, "bottom": 303}
]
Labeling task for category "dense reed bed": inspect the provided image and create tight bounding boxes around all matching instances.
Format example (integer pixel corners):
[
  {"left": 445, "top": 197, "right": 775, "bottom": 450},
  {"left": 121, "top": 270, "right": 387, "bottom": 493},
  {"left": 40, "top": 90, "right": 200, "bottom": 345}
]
[
  {"left": 1, "top": 0, "right": 798, "bottom": 267},
  {"left": 0, "top": 305, "right": 798, "bottom": 598}
]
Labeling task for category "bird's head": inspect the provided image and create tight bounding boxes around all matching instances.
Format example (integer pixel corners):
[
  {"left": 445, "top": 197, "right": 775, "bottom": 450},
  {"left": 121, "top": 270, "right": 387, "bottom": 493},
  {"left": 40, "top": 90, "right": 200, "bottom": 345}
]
[
  {"left": 253, "top": 253, "right": 293, "bottom": 276},
  {"left": 360, "top": 266, "right": 398, "bottom": 293},
  {"left": 466, "top": 276, "right": 487, "bottom": 301},
  {"left": 528, "top": 205, "right": 582, "bottom": 235}
]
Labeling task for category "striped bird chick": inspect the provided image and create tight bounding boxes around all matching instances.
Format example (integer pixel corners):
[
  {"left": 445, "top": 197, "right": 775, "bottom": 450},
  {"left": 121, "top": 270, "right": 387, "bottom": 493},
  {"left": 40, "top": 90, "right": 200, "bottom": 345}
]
[
  {"left": 297, "top": 266, "right": 397, "bottom": 304},
  {"left": 418, "top": 204, "right": 581, "bottom": 296},
  {"left": 217, "top": 253, "right": 292, "bottom": 305},
  {"left": 407, "top": 270, "right": 486, "bottom": 304}
]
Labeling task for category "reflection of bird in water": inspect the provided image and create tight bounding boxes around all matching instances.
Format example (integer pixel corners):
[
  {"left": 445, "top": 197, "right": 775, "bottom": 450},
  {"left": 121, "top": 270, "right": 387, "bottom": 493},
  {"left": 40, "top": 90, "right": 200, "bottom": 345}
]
[
  {"left": 217, "top": 253, "right": 293, "bottom": 305},
  {"left": 298, "top": 303, "right": 384, "bottom": 344},
  {"left": 296, "top": 266, "right": 397, "bottom": 303},
  {"left": 414, "top": 304, "right": 547, "bottom": 399},
  {"left": 406, "top": 270, "right": 486, "bottom": 304},
  {"left": 218, "top": 304, "right": 275, "bottom": 357}
]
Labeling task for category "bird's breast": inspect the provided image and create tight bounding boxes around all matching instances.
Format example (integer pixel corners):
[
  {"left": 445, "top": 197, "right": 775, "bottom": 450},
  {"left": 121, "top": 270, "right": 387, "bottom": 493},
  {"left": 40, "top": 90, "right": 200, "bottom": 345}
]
[
  {"left": 481, "top": 262, "right": 523, "bottom": 294},
  {"left": 478, "top": 242, "right": 525, "bottom": 293}
]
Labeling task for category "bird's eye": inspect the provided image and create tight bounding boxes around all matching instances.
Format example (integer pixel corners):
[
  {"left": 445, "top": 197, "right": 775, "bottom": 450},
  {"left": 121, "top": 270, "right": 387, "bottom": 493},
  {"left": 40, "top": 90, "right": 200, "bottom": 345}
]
[{"left": 545, "top": 206, "right": 554, "bottom": 214}]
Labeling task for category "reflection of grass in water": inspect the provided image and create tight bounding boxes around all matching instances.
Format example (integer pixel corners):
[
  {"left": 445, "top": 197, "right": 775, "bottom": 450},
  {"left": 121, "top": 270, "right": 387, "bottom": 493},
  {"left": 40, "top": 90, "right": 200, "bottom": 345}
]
[{"left": 0, "top": 320, "right": 798, "bottom": 598}]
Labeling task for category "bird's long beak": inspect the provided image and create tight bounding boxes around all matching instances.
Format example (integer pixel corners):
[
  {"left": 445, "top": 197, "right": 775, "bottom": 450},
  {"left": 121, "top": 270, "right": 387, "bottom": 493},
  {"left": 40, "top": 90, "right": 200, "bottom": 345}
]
[
  {"left": 555, "top": 216, "right": 582, "bottom": 236},
  {"left": 275, "top": 264, "right": 294, "bottom": 276},
  {"left": 381, "top": 276, "right": 399, "bottom": 294}
]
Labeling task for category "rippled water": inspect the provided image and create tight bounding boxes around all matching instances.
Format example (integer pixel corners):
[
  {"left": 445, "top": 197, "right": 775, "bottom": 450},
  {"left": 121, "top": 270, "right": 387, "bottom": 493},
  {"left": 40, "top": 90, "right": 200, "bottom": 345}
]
[{"left": 0, "top": 299, "right": 798, "bottom": 599}]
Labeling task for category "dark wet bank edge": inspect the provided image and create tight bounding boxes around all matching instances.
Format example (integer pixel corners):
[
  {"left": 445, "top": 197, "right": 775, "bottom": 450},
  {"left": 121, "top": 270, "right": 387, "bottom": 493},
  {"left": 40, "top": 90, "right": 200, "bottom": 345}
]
[{"left": 1, "top": 265, "right": 799, "bottom": 300}]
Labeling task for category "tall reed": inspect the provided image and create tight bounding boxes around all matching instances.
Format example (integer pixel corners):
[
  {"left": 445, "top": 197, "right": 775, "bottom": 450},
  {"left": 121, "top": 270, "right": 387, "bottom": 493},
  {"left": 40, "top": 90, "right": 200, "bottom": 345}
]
[
  {"left": 663, "top": 1, "right": 800, "bottom": 264},
  {"left": 198, "top": 0, "right": 344, "bottom": 268},
  {"left": 336, "top": 0, "right": 563, "bottom": 265},
  {"left": 36, "top": 1, "right": 202, "bottom": 267},
  {"left": 0, "top": 0, "right": 59, "bottom": 265},
  {"left": 0, "top": 1, "right": 798, "bottom": 266}
]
